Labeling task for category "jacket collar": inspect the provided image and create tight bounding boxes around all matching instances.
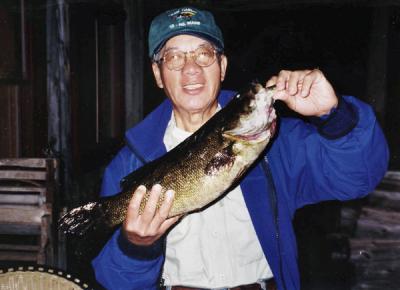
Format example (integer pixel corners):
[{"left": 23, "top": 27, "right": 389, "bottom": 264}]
[{"left": 125, "top": 89, "right": 236, "bottom": 163}]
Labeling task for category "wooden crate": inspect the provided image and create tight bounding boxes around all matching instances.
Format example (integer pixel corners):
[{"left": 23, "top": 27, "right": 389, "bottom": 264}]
[{"left": 0, "top": 158, "right": 58, "bottom": 266}]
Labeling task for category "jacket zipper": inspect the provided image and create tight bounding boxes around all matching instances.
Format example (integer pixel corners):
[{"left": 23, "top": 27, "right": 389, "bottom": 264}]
[{"left": 262, "top": 156, "right": 288, "bottom": 290}]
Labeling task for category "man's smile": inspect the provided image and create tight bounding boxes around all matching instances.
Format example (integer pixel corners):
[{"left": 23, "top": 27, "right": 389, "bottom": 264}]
[{"left": 183, "top": 83, "right": 204, "bottom": 90}]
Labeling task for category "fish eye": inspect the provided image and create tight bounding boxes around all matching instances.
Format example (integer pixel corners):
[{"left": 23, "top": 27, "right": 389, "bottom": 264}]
[{"left": 249, "top": 100, "right": 256, "bottom": 108}]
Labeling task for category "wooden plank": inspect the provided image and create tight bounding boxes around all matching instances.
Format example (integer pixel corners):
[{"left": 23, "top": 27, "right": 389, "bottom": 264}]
[
  {"left": 350, "top": 239, "right": 400, "bottom": 261},
  {"left": 0, "top": 244, "right": 39, "bottom": 251},
  {"left": 0, "top": 170, "right": 47, "bottom": 181},
  {"left": 384, "top": 170, "right": 400, "bottom": 181},
  {"left": 352, "top": 280, "right": 400, "bottom": 290},
  {"left": 368, "top": 189, "right": 400, "bottom": 211},
  {"left": 0, "top": 224, "right": 41, "bottom": 235},
  {"left": 0, "top": 186, "right": 46, "bottom": 193},
  {"left": 350, "top": 239, "right": 400, "bottom": 290},
  {"left": 0, "top": 158, "right": 47, "bottom": 168},
  {"left": 0, "top": 251, "right": 38, "bottom": 262},
  {"left": 0, "top": 194, "right": 42, "bottom": 205},
  {"left": 351, "top": 239, "right": 400, "bottom": 249},
  {"left": 0, "top": 206, "right": 47, "bottom": 224},
  {"left": 359, "top": 207, "right": 400, "bottom": 224},
  {"left": 355, "top": 207, "right": 400, "bottom": 239},
  {"left": 378, "top": 171, "right": 400, "bottom": 191}
]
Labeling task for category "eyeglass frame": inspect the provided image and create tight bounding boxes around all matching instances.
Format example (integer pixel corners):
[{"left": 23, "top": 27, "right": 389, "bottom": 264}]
[{"left": 153, "top": 44, "right": 223, "bottom": 71}]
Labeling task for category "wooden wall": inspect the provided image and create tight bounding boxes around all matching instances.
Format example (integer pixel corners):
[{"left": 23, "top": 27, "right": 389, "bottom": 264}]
[{"left": 0, "top": 0, "right": 47, "bottom": 158}]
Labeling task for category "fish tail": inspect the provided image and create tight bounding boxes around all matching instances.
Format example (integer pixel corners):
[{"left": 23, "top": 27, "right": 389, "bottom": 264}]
[{"left": 58, "top": 201, "right": 107, "bottom": 236}]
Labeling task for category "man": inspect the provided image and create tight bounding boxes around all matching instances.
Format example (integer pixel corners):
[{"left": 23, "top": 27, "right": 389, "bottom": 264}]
[{"left": 92, "top": 6, "right": 389, "bottom": 290}]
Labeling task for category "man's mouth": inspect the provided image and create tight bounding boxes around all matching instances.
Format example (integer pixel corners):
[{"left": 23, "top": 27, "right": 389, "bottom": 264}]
[{"left": 183, "top": 83, "right": 204, "bottom": 90}]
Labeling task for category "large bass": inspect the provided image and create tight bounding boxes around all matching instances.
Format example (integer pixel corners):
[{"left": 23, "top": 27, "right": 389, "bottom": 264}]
[{"left": 59, "top": 82, "right": 277, "bottom": 236}]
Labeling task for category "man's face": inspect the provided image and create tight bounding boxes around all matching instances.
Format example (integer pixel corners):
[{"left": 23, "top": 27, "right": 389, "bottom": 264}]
[{"left": 152, "top": 34, "right": 228, "bottom": 115}]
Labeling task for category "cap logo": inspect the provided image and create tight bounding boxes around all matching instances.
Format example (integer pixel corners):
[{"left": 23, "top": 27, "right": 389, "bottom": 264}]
[
  {"left": 168, "top": 8, "right": 200, "bottom": 29},
  {"left": 169, "top": 7, "right": 196, "bottom": 20}
]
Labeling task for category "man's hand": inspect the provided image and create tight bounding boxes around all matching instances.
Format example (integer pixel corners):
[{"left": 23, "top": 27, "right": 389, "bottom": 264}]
[
  {"left": 266, "top": 69, "right": 338, "bottom": 117},
  {"left": 122, "top": 184, "right": 180, "bottom": 246}
]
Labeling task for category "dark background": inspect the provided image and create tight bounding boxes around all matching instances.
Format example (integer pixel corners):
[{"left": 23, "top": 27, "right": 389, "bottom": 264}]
[{"left": 1, "top": 1, "right": 399, "bottom": 289}]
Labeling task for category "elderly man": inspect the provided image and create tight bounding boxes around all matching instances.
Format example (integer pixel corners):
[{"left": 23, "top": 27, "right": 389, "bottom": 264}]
[{"left": 92, "top": 6, "right": 389, "bottom": 290}]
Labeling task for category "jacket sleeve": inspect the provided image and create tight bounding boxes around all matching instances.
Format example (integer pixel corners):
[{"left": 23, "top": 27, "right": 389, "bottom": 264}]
[
  {"left": 91, "top": 148, "right": 165, "bottom": 290},
  {"left": 269, "top": 95, "right": 389, "bottom": 212}
]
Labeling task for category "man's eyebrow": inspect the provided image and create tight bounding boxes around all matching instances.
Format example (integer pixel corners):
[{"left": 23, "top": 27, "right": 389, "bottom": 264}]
[
  {"left": 163, "top": 46, "right": 179, "bottom": 53},
  {"left": 163, "top": 42, "right": 212, "bottom": 53}
]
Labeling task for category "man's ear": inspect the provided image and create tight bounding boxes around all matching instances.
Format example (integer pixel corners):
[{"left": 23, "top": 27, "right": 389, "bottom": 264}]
[
  {"left": 219, "top": 55, "right": 228, "bottom": 82},
  {"left": 152, "top": 62, "right": 164, "bottom": 88}
]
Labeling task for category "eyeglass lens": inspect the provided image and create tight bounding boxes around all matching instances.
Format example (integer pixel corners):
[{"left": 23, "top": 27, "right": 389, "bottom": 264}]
[{"left": 162, "top": 45, "right": 217, "bottom": 70}]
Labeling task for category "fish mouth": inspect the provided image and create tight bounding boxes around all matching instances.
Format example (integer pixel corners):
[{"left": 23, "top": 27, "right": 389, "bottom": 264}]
[
  {"left": 236, "top": 120, "right": 276, "bottom": 141},
  {"left": 224, "top": 100, "right": 276, "bottom": 143}
]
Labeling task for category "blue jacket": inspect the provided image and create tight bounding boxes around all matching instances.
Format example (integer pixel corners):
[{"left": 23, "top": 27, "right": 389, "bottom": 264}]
[{"left": 92, "top": 90, "right": 389, "bottom": 290}]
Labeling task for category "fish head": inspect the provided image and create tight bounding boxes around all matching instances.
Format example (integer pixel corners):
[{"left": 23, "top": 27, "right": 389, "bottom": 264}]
[{"left": 223, "top": 82, "right": 277, "bottom": 143}]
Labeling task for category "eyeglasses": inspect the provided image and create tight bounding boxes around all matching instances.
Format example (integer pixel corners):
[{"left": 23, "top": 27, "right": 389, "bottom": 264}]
[{"left": 156, "top": 45, "right": 219, "bottom": 71}]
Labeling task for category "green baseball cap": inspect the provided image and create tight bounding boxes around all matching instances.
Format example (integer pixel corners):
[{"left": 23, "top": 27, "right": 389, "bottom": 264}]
[{"left": 148, "top": 6, "right": 224, "bottom": 58}]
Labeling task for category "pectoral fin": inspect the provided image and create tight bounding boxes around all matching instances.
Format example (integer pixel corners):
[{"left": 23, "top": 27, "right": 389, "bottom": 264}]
[{"left": 205, "top": 143, "right": 236, "bottom": 176}]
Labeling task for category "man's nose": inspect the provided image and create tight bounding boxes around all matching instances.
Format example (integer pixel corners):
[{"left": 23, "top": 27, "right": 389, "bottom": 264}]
[{"left": 182, "top": 54, "right": 201, "bottom": 75}]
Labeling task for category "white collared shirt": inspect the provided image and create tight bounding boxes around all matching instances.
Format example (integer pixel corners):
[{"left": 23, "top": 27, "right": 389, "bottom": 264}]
[{"left": 162, "top": 109, "right": 273, "bottom": 288}]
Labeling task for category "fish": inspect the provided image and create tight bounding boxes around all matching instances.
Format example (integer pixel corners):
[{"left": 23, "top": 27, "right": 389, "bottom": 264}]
[{"left": 59, "top": 82, "right": 277, "bottom": 236}]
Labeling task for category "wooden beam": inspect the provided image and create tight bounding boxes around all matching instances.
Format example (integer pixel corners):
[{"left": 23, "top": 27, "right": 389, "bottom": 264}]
[
  {"left": 123, "top": 0, "right": 144, "bottom": 128},
  {"left": 159, "top": 0, "right": 400, "bottom": 11},
  {"left": 46, "top": 0, "right": 73, "bottom": 200}
]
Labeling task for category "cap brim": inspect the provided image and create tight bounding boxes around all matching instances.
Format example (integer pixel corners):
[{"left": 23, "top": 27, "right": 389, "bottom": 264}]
[{"left": 152, "top": 31, "right": 224, "bottom": 57}]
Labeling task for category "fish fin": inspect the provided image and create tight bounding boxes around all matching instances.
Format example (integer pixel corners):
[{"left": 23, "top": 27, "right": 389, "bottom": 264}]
[
  {"left": 222, "top": 132, "right": 244, "bottom": 142},
  {"left": 58, "top": 201, "right": 106, "bottom": 236},
  {"left": 204, "top": 144, "right": 236, "bottom": 176}
]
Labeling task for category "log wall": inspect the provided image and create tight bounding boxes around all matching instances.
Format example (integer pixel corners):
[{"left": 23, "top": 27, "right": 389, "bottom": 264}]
[{"left": 348, "top": 171, "right": 400, "bottom": 290}]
